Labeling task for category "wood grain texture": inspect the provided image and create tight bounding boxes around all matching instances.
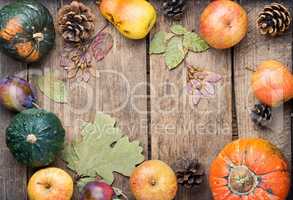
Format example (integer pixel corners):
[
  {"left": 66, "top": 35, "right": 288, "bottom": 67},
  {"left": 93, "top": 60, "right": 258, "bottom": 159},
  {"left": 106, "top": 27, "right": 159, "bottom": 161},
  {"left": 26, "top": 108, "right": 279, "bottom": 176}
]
[
  {"left": 28, "top": 0, "right": 74, "bottom": 198},
  {"left": 149, "top": 1, "right": 232, "bottom": 199},
  {"left": 94, "top": 4, "right": 148, "bottom": 199},
  {"left": 234, "top": 0, "right": 292, "bottom": 164},
  {"left": 0, "top": 0, "right": 292, "bottom": 200},
  {"left": 0, "top": 0, "right": 28, "bottom": 199},
  {"left": 32, "top": 0, "right": 148, "bottom": 199},
  {"left": 0, "top": 47, "right": 28, "bottom": 200},
  {"left": 27, "top": 0, "right": 147, "bottom": 199}
]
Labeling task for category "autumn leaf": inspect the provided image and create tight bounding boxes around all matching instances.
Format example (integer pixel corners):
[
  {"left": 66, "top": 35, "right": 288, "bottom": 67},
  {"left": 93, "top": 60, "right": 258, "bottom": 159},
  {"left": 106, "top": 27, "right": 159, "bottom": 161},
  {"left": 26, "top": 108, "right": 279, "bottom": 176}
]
[
  {"left": 192, "top": 94, "right": 201, "bottom": 105},
  {"left": 150, "top": 25, "right": 209, "bottom": 70},
  {"left": 170, "top": 24, "right": 188, "bottom": 35},
  {"left": 63, "top": 113, "right": 145, "bottom": 187},
  {"left": 187, "top": 66, "right": 222, "bottom": 105},
  {"left": 206, "top": 72, "right": 223, "bottom": 83},
  {"left": 201, "top": 82, "right": 215, "bottom": 96},
  {"left": 37, "top": 73, "right": 68, "bottom": 103},
  {"left": 150, "top": 31, "right": 168, "bottom": 54},
  {"left": 165, "top": 37, "right": 187, "bottom": 70},
  {"left": 59, "top": 31, "right": 113, "bottom": 82},
  {"left": 91, "top": 32, "right": 113, "bottom": 61},
  {"left": 183, "top": 32, "right": 209, "bottom": 52}
]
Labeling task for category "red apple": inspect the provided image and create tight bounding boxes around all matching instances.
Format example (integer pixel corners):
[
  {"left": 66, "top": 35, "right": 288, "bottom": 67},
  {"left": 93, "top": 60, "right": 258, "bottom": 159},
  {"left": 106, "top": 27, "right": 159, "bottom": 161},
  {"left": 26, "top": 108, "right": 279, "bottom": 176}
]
[
  {"left": 251, "top": 60, "right": 293, "bottom": 107},
  {"left": 130, "top": 160, "right": 178, "bottom": 200},
  {"left": 199, "top": 0, "right": 248, "bottom": 49},
  {"left": 81, "top": 181, "right": 114, "bottom": 200}
]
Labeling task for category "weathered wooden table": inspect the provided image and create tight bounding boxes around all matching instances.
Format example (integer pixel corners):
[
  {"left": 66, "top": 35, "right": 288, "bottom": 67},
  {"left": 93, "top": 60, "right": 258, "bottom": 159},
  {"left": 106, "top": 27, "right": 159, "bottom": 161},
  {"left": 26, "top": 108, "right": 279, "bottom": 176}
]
[{"left": 0, "top": 0, "right": 292, "bottom": 199}]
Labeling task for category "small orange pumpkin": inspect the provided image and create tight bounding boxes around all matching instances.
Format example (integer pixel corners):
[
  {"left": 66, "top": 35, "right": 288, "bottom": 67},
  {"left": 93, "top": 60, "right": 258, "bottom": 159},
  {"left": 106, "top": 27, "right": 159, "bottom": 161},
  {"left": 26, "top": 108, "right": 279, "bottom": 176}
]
[
  {"left": 209, "top": 138, "right": 290, "bottom": 200},
  {"left": 251, "top": 60, "right": 293, "bottom": 107}
]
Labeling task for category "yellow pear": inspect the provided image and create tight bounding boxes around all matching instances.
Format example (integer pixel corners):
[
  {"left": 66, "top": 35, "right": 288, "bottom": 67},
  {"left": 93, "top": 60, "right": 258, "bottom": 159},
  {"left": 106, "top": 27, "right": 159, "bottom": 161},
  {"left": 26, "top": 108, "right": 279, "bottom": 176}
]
[{"left": 100, "top": 0, "right": 157, "bottom": 39}]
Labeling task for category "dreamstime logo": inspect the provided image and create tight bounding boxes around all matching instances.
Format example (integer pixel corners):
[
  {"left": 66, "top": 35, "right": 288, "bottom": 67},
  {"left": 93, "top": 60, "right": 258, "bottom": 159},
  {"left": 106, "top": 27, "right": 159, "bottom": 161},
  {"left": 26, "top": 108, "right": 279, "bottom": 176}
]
[{"left": 13, "top": 67, "right": 286, "bottom": 135}]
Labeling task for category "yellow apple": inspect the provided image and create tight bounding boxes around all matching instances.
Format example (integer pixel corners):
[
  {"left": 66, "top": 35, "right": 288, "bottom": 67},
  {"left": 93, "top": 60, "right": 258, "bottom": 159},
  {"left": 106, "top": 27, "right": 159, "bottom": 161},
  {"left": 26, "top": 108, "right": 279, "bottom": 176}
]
[
  {"left": 130, "top": 160, "right": 178, "bottom": 200},
  {"left": 99, "top": 0, "right": 157, "bottom": 39},
  {"left": 27, "top": 167, "right": 73, "bottom": 200}
]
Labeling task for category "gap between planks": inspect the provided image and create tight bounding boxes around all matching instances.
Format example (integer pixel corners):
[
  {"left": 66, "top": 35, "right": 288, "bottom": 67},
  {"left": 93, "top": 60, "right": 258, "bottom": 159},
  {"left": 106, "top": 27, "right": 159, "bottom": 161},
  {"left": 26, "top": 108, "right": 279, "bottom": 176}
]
[{"left": 146, "top": 33, "right": 152, "bottom": 160}]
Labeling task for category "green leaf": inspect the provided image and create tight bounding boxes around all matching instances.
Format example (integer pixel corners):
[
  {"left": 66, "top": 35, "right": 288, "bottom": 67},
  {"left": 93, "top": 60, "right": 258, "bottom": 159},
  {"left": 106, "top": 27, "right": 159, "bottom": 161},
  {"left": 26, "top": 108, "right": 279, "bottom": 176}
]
[
  {"left": 37, "top": 73, "right": 68, "bottom": 103},
  {"left": 165, "top": 37, "right": 186, "bottom": 70},
  {"left": 166, "top": 32, "right": 175, "bottom": 40},
  {"left": 150, "top": 31, "right": 168, "bottom": 54},
  {"left": 170, "top": 24, "right": 188, "bottom": 35},
  {"left": 62, "top": 113, "right": 145, "bottom": 187},
  {"left": 183, "top": 32, "right": 209, "bottom": 52}
]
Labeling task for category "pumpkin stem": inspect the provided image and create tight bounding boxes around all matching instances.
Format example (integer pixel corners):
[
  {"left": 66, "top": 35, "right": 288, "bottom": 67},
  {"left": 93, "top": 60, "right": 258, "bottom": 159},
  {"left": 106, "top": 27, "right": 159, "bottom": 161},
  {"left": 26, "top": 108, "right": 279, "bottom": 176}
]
[
  {"left": 33, "top": 32, "right": 44, "bottom": 42},
  {"left": 26, "top": 134, "right": 37, "bottom": 144},
  {"left": 228, "top": 165, "right": 258, "bottom": 195}
]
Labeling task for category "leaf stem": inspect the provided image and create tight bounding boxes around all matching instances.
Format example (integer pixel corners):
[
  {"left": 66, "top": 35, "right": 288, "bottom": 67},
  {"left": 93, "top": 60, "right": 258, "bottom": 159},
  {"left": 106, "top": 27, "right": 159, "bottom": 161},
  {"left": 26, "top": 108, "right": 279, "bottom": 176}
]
[
  {"left": 76, "top": 22, "right": 110, "bottom": 58},
  {"left": 245, "top": 66, "right": 256, "bottom": 72},
  {"left": 32, "top": 102, "right": 41, "bottom": 109},
  {"left": 185, "top": 61, "right": 193, "bottom": 69},
  {"left": 113, "top": 187, "right": 129, "bottom": 200},
  {"left": 86, "top": 22, "right": 109, "bottom": 45}
]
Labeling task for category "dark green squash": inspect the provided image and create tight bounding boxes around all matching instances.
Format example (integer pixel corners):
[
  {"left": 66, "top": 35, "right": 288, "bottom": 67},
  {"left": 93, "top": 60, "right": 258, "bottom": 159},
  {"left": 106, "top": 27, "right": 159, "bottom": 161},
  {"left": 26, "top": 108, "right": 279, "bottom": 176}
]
[
  {"left": 6, "top": 109, "right": 65, "bottom": 167},
  {"left": 0, "top": 0, "right": 55, "bottom": 63}
]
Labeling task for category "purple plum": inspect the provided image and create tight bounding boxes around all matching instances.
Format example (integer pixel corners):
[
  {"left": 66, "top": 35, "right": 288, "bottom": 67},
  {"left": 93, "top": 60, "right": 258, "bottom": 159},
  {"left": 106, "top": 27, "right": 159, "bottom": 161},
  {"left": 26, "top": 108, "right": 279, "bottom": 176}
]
[{"left": 0, "top": 76, "right": 37, "bottom": 111}]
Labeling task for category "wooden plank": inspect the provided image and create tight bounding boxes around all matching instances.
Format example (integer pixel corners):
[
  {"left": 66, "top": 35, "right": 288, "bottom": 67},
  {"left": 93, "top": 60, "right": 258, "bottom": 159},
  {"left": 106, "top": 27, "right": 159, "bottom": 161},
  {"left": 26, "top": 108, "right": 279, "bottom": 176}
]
[
  {"left": 58, "top": 0, "right": 98, "bottom": 144},
  {"left": 94, "top": 5, "right": 148, "bottom": 199},
  {"left": 0, "top": 0, "right": 28, "bottom": 198},
  {"left": 28, "top": 0, "right": 90, "bottom": 199},
  {"left": 28, "top": 0, "right": 72, "bottom": 198},
  {"left": 234, "top": 0, "right": 292, "bottom": 165},
  {"left": 29, "top": 0, "right": 148, "bottom": 199},
  {"left": 29, "top": 0, "right": 63, "bottom": 138},
  {"left": 149, "top": 1, "right": 233, "bottom": 199},
  {"left": 0, "top": 50, "right": 28, "bottom": 200}
]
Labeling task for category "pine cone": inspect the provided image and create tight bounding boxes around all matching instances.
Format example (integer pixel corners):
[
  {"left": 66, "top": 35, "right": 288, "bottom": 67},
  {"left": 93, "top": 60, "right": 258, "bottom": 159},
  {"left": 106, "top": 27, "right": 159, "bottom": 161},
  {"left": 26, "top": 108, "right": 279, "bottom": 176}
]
[
  {"left": 162, "top": 0, "right": 186, "bottom": 20},
  {"left": 57, "top": 1, "right": 95, "bottom": 43},
  {"left": 172, "top": 158, "right": 205, "bottom": 189},
  {"left": 257, "top": 3, "right": 291, "bottom": 36},
  {"left": 250, "top": 103, "right": 272, "bottom": 127}
]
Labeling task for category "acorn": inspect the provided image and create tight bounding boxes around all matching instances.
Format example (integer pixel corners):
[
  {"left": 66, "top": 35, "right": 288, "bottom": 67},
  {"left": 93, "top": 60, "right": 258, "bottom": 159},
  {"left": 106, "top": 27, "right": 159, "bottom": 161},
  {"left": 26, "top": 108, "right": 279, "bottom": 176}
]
[{"left": 0, "top": 76, "right": 37, "bottom": 112}]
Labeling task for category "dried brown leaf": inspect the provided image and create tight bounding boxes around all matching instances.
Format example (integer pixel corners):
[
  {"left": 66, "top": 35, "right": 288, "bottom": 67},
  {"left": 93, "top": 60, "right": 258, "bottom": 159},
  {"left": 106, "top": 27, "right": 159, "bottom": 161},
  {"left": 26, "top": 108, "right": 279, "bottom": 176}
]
[
  {"left": 91, "top": 32, "right": 113, "bottom": 61},
  {"left": 201, "top": 82, "right": 215, "bottom": 97},
  {"left": 89, "top": 66, "right": 99, "bottom": 77},
  {"left": 67, "top": 68, "right": 78, "bottom": 79},
  {"left": 190, "top": 79, "right": 201, "bottom": 89},
  {"left": 206, "top": 72, "right": 222, "bottom": 83},
  {"left": 187, "top": 66, "right": 222, "bottom": 105},
  {"left": 83, "top": 70, "right": 90, "bottom": 82},
  {"left": 192, "top": 95, "right": 201, "bottom": 105}
]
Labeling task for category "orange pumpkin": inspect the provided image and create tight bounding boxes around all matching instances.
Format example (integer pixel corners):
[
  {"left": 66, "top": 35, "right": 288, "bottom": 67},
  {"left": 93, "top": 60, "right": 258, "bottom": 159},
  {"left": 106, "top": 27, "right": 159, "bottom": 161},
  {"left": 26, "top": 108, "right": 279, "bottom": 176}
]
[
  {"left": 209, "top": 138, "right": 290, "bottom": 200},
  {"left": 251, "top": 60, "right": 293, "bottom": 107}
]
